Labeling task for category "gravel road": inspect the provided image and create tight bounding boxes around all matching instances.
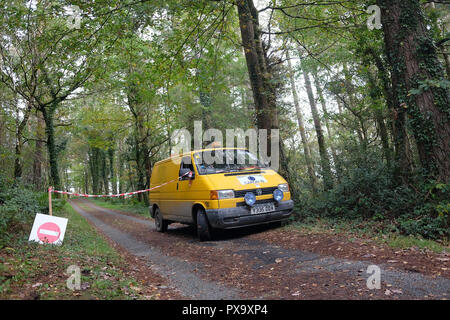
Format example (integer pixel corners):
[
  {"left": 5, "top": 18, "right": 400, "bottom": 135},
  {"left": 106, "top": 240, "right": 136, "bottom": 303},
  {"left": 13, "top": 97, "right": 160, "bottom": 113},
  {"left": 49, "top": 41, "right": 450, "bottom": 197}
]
[{"left": 68, "top": 199, "right": 450, "bottom": 300}]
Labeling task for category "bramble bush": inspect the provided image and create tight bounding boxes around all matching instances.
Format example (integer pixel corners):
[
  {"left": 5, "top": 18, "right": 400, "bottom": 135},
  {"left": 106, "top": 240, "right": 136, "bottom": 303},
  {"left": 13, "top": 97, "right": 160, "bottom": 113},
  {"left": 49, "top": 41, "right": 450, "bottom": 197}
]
[{"left": 293, "top": 160, "right": 449, "bottom": 240}]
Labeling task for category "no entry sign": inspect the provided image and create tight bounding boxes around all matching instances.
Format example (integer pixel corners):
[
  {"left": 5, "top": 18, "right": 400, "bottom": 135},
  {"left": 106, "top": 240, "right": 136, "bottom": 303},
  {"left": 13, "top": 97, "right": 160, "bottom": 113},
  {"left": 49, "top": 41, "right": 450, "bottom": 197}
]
[
  {"left": 37, "top": 222, "right": 61, "bottom": 243},
  {"left": 29, "top": 213, "right": 68, "bottom": 245}
]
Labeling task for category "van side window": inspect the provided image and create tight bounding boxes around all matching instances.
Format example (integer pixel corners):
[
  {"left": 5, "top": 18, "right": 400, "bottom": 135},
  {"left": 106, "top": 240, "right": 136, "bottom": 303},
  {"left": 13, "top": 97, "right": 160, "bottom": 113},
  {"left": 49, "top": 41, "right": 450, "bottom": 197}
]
[{"left": 179, "top": 156, "right": 194, "bottom": 179}]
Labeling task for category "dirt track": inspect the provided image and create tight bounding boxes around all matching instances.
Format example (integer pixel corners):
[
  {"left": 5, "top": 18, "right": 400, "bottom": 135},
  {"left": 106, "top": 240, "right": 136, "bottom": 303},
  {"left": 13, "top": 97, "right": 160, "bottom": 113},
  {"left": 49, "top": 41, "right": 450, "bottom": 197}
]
[{"left": 68, "top": 199, "right": 450, "bottom": 300}]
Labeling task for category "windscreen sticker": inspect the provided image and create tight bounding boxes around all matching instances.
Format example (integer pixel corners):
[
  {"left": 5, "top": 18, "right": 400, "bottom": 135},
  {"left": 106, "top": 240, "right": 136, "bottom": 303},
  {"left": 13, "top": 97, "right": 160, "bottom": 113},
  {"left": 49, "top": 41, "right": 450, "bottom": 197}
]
[{"left": 237, "top": 175, "right": 267, "bottom": 185}]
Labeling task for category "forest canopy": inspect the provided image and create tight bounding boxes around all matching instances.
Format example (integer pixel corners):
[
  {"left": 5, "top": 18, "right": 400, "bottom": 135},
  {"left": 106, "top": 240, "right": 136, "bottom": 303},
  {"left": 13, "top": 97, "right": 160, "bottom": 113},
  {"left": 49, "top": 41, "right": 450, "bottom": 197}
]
[{"left": 0, "top": 0, "right": 449, "bottom": 240}]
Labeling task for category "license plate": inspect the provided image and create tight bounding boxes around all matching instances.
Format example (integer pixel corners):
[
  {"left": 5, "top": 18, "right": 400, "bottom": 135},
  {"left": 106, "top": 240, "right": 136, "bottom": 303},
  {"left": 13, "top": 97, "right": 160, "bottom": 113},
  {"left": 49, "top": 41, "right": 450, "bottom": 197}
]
[{"left": 250, "top": 203, "right": 275, "bottom": 215}]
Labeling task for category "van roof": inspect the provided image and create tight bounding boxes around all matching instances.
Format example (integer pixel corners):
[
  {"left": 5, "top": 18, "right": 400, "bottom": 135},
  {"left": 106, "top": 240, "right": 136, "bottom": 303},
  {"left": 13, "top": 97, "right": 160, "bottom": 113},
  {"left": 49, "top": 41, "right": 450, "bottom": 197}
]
[{"left": 153, "top": 147, "right": 249, "bottom": 166}]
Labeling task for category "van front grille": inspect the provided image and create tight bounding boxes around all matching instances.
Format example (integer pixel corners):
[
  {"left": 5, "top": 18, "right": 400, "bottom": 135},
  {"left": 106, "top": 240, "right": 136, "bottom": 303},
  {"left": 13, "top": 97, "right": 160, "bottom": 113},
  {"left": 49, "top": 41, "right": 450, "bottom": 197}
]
[
  {"left": 236, "top": 198, "right": 275, "bottom": 207},
  {"left": 234, "top": 187, "right": 277, "bottom": 198}
]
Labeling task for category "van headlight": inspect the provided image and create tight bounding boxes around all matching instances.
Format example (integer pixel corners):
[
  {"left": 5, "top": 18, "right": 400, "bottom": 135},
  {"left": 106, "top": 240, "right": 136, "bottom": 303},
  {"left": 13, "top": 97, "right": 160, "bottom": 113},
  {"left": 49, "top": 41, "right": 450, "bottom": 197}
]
[
  {"left": 244, "top": 192, "right": 256, "bottom": 206},
  {"left": 216, "top": 190, "right": 234, "bottom": 199},
  {"left": 278, "top": 183, "right": 289, "bottom": 192},
  {"left": 273, "top": 189, "right": 284, "bottom": 202}
]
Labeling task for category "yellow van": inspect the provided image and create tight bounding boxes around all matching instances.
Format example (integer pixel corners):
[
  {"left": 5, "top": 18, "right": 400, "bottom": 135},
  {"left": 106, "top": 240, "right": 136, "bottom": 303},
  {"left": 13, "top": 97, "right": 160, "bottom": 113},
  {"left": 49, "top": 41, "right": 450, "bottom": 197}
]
[{"left": 149, "top": 148, "right": 294, "bottom": 241}]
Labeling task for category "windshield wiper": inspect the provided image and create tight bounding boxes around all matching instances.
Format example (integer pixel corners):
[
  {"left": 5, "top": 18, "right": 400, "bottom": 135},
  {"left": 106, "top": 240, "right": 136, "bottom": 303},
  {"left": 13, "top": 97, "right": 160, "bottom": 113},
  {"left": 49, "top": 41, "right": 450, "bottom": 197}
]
[{"left": 237, "top": 166, "right": 261, "bottom": 171}]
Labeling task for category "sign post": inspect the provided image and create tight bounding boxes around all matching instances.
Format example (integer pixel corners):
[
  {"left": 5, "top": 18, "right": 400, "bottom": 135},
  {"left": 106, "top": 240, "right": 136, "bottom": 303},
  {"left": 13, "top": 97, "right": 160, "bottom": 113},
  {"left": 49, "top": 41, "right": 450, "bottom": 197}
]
[{"left": 48, "top": 186, "right": 52, "bottom": 216}]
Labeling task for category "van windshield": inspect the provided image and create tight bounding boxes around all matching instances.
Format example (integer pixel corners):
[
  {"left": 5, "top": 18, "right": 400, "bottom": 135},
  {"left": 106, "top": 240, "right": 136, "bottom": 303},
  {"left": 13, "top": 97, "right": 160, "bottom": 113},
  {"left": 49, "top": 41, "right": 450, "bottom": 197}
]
[{"left": 193, "top": 149, "right": 266, "bottom": 175}]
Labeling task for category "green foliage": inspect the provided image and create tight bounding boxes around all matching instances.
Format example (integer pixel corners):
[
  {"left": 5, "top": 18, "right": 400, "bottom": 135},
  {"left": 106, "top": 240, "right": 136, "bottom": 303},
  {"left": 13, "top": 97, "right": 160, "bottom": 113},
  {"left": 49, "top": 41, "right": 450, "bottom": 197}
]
[
  {"left": 396, "top": 204, "right": 448, "bottom": 240},
  {"left": 0, "top": 0, "right": 449, "bottom": 244},
  {"left": 294, "top": 160, "right": 449, "bottom": 240},
  {"left": 36, "top": 192, "right": 66, "bottom": 215},
  {"left": 0, "top": 174, "right": 49, "bottom": 247},
  {"left": 0, "top": 203, "right": 155, "bottom": 299}
]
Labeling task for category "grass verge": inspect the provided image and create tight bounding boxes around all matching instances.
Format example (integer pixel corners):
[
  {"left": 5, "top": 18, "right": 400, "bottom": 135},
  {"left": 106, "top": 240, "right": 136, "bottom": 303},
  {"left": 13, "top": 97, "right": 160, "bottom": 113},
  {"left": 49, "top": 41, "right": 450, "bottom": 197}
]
[
  {"left": 0, "top": 202, "right": 155, "bottom": 300},
  {"left": 286, "top": 217, "right": 449, "bottom": 253}
]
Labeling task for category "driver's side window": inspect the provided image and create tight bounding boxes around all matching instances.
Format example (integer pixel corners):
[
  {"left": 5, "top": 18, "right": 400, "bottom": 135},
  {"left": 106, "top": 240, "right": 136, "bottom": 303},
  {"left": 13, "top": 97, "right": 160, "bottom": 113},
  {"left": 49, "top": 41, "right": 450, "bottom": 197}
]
[{"left": 179, "top": 156, "right": 194, "bottom": 180}]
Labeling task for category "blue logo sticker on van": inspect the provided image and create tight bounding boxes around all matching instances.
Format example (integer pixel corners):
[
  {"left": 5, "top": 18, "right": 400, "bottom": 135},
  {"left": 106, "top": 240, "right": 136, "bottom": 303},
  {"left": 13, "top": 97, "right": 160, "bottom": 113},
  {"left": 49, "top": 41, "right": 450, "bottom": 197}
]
[{"left": 237, "top": 175, "right": 267, "bottom": 185}]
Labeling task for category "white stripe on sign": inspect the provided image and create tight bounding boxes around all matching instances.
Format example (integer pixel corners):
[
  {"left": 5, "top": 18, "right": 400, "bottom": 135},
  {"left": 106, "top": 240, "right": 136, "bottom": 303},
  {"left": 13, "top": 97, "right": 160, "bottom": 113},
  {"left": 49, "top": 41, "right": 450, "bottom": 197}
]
[{"left": 39, "top": 229, "right": 59, "bottom": 236}]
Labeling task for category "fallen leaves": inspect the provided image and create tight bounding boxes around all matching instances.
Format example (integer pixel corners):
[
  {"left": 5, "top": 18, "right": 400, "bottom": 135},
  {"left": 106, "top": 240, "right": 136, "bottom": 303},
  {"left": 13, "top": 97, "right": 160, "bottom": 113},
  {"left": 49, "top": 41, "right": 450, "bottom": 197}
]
[
  {"left": 81, "top": 282, "right": 90, "bottom": 290},
  {"left": 129, "top": 285, "right": 142, "bottom": 292}
]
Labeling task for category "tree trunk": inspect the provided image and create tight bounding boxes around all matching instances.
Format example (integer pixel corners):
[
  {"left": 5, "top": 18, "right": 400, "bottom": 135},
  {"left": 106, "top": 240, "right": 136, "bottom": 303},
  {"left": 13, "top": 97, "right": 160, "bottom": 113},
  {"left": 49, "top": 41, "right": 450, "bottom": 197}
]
[
  {"left": 118, "top": 153, "right": 124, "bottom": 194},
  {"left": 13, "top": 102, "right": 32, "bottom": 180},
  {"left": 132, "top": 113, "right": 149, "bottom": 205},
  {"left": 364, "top": 47, "right": 398, "bottom": 156},
  {"left": 365, "top": 67, "right": 393, "bottom": 166},
  {"left": 342, "top": 63, "right": 369, "bottom": 151},
  {"left": 237, "top": 0, "right": 279, "bottom": 159},
  {"left": 84, "top": 167, "right": 89, "bottom": 195},
  {"left": 375, "top": 108, "right": 392, "bottom": 165},
  {"left": 101, "top": 150, "right": 109, "bottom": 195},
  {"left": 336, "top": 98, "right": 343, "bottom": 114},
  {"left": 378, "top": 0, "right": 450, "bottom": 182},
  {"left": 197, "top": 66, "right": 213, "bottom": 130},
  {"left": 443, "top": 51, "right": 450, "bottom": 80},
  {"left": 286, "top": 51, "right": 318, "bottom": 192},
  {"left": 0, "top": 113, "right": 6, "bottom": 171},
  {"left": 41, "top": 105, "right": 61, "bottom": 189},
  {"left": 312, "top": 70, "right": 343, "bottom": 181},
  {"left": 135, "top": 132, "right": 144, "bottom": 202},
  {"left": 127, "top": 70, "right": 150, "bottom": 204},
  {"left": 89, "top": 147, "right": 101, "bottom": 194},
  {"left": 303, "top": 70, "right": 333, "bottom": 190},
  {"left": 32, "top": 111, "right": 45, "bottom": 190},
  {"left": 13, "top": 138, "right": 24, "bottom": 180},
  {"left": 278, "top": 139, "right": 298, "bottom": 199},
  {"left": 108, "top": 149, "right": 117, "bottom": 195}
]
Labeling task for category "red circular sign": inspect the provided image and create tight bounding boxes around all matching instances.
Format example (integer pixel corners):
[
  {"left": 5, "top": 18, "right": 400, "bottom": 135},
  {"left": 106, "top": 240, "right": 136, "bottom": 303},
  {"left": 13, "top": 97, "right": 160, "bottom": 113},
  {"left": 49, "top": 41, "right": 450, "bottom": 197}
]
[{"left": 37, "top": 222, "right": 61, "bottom": 243}]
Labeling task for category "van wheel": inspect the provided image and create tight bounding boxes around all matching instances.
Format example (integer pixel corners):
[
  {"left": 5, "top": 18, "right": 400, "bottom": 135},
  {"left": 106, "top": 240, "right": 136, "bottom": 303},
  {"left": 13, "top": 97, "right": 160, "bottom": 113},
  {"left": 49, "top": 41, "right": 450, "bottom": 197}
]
[
  {"left": 196, "top": 208, "right": 213, "bottom": 241},
  {"left": 154, "top": 207, "right": 168, "bottom": 232}
]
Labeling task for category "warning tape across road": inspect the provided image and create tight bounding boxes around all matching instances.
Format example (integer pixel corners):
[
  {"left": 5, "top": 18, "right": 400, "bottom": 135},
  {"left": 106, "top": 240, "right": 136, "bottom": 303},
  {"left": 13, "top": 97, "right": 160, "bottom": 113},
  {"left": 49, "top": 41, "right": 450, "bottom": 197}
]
[{"left": 49, "top": 171, "right": 191, "bottom": 198}]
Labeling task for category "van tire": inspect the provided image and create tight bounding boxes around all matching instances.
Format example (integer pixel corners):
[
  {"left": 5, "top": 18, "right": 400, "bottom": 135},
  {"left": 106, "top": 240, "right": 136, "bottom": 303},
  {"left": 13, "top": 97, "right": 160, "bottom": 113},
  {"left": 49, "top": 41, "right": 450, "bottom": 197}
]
[
  {"left": 196, "top": 208, "right": 213, "bottom": 241},
  {"left": 154, "top": 207, "right": 168, "bottom": 232}
]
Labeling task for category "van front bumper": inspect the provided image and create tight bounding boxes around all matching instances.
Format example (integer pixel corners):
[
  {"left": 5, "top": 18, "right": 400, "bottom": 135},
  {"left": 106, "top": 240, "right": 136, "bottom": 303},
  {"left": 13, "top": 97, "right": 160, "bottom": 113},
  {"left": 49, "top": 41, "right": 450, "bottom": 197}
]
[{"left": 205, "top": 200, "right": 294, "bottom": 229}]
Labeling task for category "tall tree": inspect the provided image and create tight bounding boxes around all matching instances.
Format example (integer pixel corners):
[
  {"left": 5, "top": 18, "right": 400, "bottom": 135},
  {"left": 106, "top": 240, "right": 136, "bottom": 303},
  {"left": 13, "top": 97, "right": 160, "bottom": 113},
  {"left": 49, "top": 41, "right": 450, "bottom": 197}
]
[
  {"left": 378, "top": 0, "right": 450, "bottom": 182},
  {"left": 312, "top": 69, "right": 342, "bottom": 180},
  {"left": 286, "top": 50, "right": 318, "bottom": 192},
  {"left": 302, "top": 67, "right": 333, "bottom": 190},
  {"left": 32, "top": 111, "right": 45, "bottom": 190},
  {"left": 236, "top": 0, "right": 279, "bottom": 158},
  {"left": 0, "top": 1, "right": 117, "bottom": 189}
]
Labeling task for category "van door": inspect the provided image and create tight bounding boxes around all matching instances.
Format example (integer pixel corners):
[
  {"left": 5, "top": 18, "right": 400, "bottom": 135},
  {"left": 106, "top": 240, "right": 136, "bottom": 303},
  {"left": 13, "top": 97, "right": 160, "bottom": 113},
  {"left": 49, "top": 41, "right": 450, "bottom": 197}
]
[
  {"left": 155, "top": 157, "right": 179, "bottom": 221},
  {"left": 176, "top": 156, "right": 195, "bottom": 222}
]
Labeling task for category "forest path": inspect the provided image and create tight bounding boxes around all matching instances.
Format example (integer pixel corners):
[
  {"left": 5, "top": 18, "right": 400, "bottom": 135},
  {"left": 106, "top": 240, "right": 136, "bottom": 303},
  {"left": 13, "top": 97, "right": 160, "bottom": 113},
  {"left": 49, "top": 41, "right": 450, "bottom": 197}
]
[{"left": 68, "top": 199, "right": 450, "bottom": 300}]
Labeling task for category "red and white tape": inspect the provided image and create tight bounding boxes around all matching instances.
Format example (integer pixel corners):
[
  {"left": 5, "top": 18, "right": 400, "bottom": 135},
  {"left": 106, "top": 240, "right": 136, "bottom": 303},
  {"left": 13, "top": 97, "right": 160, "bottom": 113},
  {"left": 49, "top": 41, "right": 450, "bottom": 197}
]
[{"left": 49, "top": 171, "right": 191, "bottom": 198}]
